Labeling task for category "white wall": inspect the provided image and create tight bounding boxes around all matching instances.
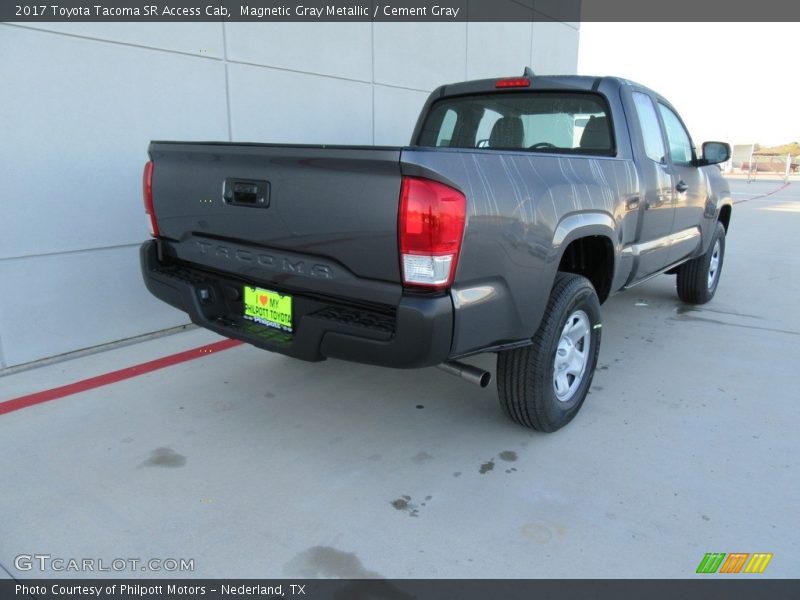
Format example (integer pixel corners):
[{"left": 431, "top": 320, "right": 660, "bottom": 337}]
[{"left": 0, "top": 20, "right": 579, "bottom": 369}]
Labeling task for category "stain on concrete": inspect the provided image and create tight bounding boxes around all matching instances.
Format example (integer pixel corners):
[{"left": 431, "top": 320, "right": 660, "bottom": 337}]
[
  {"left": 480, "top": 452, "right": 517, "bottom": 473},
  {"left": 391, "top": 495, "right": 420, "bottom": 517},
  {"left": 675, "top": 305, "right": 763, "bottom": 319},
  {"left": 412, "top": 451, "right": 434, "bottom": 465},
  {"left": 702, "top": 514, "right": 711, "bottom": 521},
  {"left": 504, "top": 468, "right": 518, "bottom": 474},
  {"left": 499, "top": 451, "right": 517, "bottom": 462},
  {"left": 285, "top": 546, "right": 383, "bottom": 579},
  {"left": 121, "top": 437, "right": 133, "bottom": 444},
  {"left": 264, "top": 391, "right": 276, "bottom": 398},
  {"left": 629, "top": 529, "right": 649, "bottom": 540},
  {"left": 140, "top": 447, "right": 186, "bottom": 468},
  {"left": 415, "top": 405, "right": 424, "bottom": 409},
  {"left": 671, "top": 314, "right": 800, "bottom": 337},
  {"left": 453, "top": 471, "right": 462, "bottom": 477},
  {"left": 391, "top": 498, "right": 409, "bottom": 510}
]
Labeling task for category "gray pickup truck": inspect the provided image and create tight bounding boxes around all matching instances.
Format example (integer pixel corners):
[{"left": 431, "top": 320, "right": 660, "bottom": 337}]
[{"left": 140, "top": 69, "right": 732, "bottom": 432}]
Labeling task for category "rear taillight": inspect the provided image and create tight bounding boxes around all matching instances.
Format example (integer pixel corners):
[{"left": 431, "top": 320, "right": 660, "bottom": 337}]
[
  {"left": 142, "top": 160, "right": 159, "bottom": 237},
  {"left": 398, "top": 176, "right": 466, "bottom": 289}
]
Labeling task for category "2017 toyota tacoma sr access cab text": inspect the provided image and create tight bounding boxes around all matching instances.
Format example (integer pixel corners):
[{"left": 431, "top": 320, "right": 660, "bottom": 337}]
[{"left": 140, "top": 70, "right": 732, "bottom": 432}]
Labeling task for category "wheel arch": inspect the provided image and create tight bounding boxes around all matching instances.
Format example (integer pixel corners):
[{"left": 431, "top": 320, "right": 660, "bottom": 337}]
[{"left": 552, "top": 213, "right": 617, "bottom": 303}]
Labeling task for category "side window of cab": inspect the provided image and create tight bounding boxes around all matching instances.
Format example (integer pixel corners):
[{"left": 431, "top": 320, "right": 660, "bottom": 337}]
[{"left": 657, "top": 103, "right": 694, "bottom": 165}]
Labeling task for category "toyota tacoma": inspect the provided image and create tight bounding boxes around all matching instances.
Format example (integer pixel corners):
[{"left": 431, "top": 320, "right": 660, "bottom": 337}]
[{"left": 140, "top": 69, "right": 732, "bottom": 431}]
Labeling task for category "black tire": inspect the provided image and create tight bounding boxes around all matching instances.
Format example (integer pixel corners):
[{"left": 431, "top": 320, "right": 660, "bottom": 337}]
[
  {"left": 676, "top": 221, "right": 726, "bottom": 304},
  {"left": 497, "top": 273, "right": 602, "bottom": 432}
]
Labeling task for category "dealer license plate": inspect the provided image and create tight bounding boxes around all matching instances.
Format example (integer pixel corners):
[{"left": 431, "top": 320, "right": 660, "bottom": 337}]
[{"left": 243, "top": 286, "right": 293, "bottom": 332}]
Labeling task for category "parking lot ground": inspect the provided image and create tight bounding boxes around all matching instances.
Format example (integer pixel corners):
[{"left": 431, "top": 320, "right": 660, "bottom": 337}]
[{"left": 1, "top": 179, "right": 797, "bottom": 579}]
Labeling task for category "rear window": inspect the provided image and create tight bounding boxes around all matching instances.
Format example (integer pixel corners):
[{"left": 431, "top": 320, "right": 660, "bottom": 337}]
[{"left": 416, "top": 92, "right": 614, "bottom": 156}]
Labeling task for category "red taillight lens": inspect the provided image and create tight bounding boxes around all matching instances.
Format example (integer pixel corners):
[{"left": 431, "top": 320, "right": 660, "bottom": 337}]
[
  {"left": 142, "top": 160, "right": 159, "bottom": 237},
  {"left": 398, "top": 176, "right": 466, "bottom": 289},
  {"left": 495, "top": 77, "right": 530, "bottom": 88}
]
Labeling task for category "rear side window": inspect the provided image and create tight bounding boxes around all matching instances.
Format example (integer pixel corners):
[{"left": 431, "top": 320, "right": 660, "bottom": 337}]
[
  {"left": 436, "top": 109, "right": 457, "bottom": 146},
  {"left": 417, "top": 92, "right": 614, "bottom": 156},
  {"left": 632, "top": 92, "right": 666, "bottom": 163}
]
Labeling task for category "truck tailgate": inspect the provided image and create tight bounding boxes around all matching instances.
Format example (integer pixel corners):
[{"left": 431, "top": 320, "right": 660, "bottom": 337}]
[{"left": 149, "top": 142, "right": 403, "bottom": 285}]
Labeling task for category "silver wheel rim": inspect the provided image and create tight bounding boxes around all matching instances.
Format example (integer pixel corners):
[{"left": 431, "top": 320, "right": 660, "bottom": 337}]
[
  {"left": 708, "top": 239, "right": 721, "bottom": 290},
  {"left": 553, "top": 309, "right": 591, "bottom": 402}
]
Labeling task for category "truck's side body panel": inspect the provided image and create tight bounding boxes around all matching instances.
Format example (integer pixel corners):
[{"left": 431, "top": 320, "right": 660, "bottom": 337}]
[{"left": 401, "top": 148, "right": 639, "bottom": 356}]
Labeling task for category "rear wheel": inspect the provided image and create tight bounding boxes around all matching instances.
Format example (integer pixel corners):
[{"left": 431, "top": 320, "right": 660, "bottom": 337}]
[
  {"left": 676, "top": 221, "right": 726, "bottom": 304},
  {"left": 497, "top": 273, "right": 601, "bottom": 432}
]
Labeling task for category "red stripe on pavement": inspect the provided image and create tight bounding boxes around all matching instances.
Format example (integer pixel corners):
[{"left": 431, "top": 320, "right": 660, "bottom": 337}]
[{"left": 0, "top": 338, "right": 244, "bottom": 416}]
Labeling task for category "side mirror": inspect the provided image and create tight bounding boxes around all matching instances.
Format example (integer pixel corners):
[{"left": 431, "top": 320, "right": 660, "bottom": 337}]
[{"left": 700, "top": 141, "right": 731, "bottom": 165}]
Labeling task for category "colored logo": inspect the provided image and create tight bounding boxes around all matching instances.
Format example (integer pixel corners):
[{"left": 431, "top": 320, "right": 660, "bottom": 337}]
[{"left": 696, "top": 552, "right": 773, "bottom": 574}]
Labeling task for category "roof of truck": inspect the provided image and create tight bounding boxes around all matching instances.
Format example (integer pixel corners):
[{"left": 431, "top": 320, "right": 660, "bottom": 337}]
[{"left": 436, "top": 72, "right": 654, "bottom": 98}]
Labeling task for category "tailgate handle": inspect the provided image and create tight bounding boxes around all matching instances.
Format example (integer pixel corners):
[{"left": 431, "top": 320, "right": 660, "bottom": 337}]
[{"left": 223, "top": 179, "right": 270, "bottom": 208}]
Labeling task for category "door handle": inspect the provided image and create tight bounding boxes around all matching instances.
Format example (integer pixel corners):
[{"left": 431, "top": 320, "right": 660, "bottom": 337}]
[{"left": 676, "top": 180, "right": 689, "bottom": 193}]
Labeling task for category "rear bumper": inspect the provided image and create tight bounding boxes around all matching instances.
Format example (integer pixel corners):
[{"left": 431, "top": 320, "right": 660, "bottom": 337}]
[{"left": 140, "top": 240, "right": 453, "bottom": 368}]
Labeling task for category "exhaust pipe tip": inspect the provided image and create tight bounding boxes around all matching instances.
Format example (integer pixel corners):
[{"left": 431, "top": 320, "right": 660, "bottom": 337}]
[
  {"left": 477, "top": 370, "right": 492, "bottom": 388},
  {"left": 437, "top": 361, "right": 492, "bottom": 388}
]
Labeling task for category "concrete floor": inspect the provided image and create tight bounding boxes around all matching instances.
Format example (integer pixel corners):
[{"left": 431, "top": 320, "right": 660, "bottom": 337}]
[{"left": 1, "top": 179, "right": 797, "bottom": 579}]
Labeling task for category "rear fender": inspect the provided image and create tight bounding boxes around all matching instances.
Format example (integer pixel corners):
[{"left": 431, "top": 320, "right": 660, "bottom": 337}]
[{"left": 551, "top": 212, "right": 620, "bottom": 292}]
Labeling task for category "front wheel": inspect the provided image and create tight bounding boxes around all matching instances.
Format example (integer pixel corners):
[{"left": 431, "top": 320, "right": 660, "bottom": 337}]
[
  {"left": 676, "top": 221, "right": 726, "bottom": 304},
  {"left": 497, "top": 273, "right": 602, "bottom": 432}
]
